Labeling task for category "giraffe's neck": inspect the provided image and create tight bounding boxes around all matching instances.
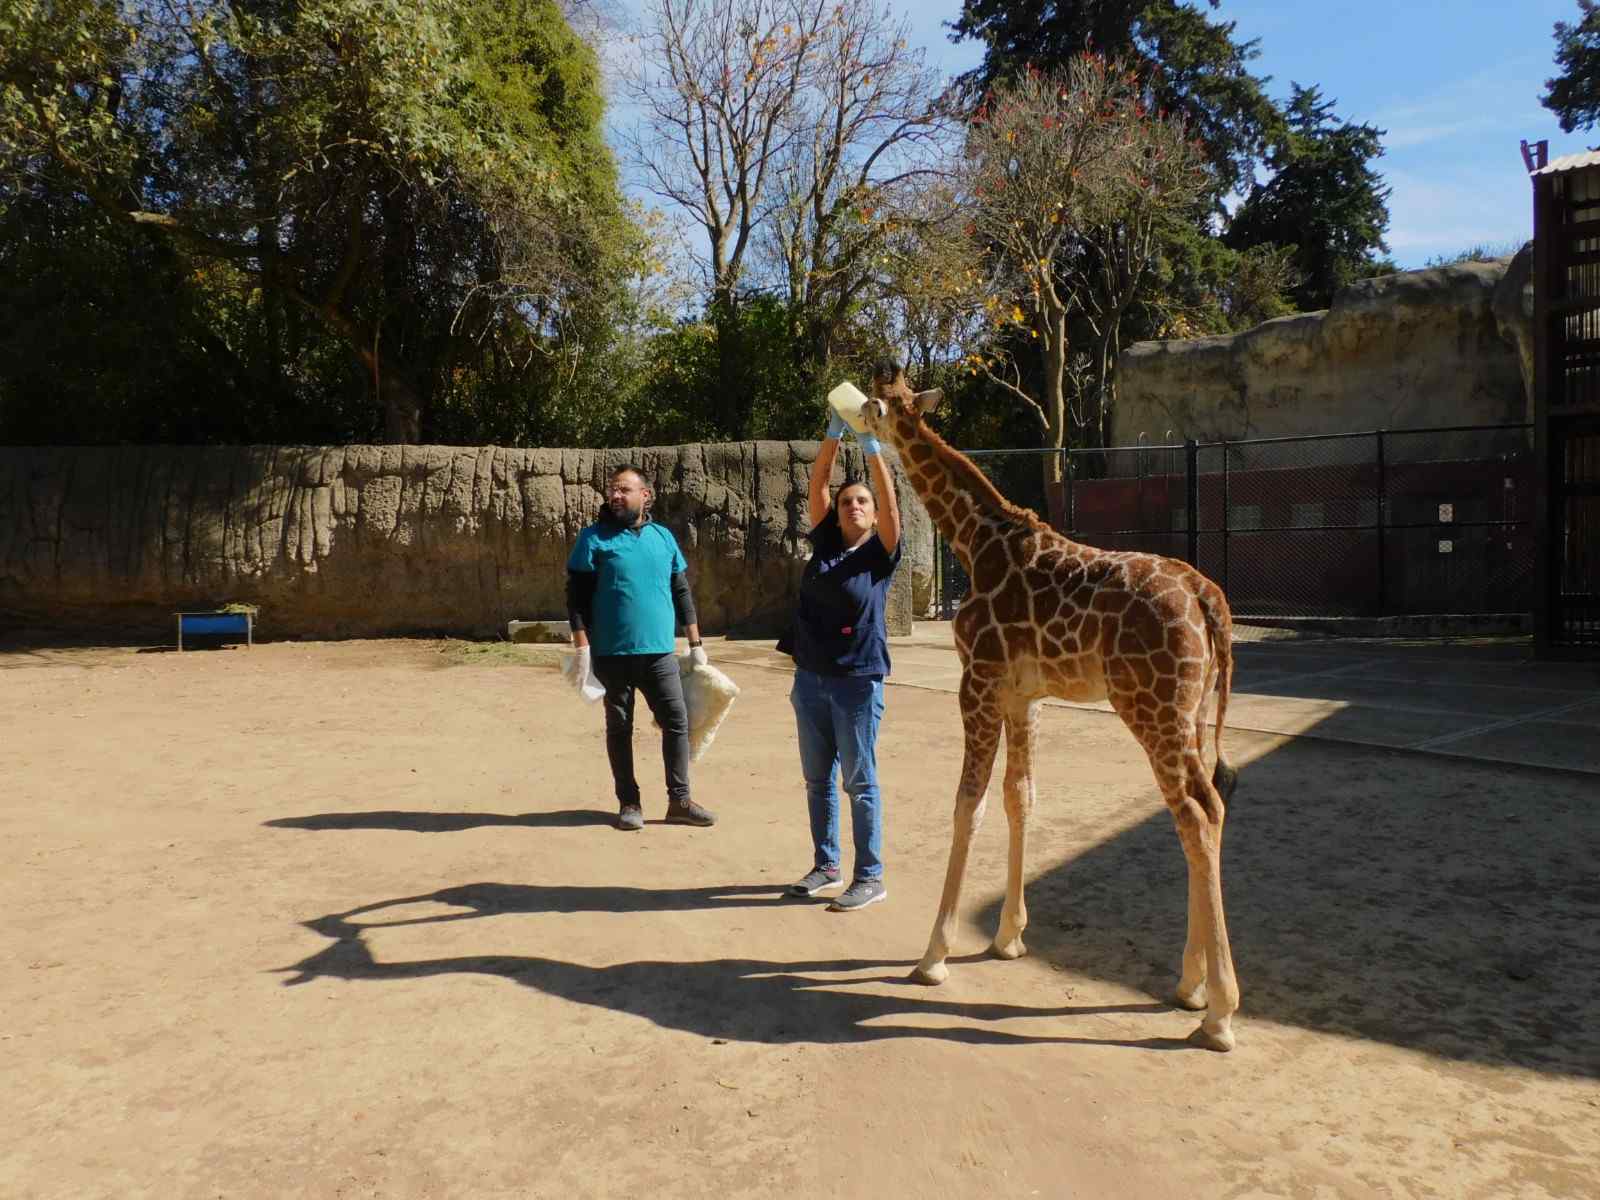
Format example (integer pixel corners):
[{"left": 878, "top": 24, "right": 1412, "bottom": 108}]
[{"left": 891, "top": 419, "right": 1038, "bottom": 557}]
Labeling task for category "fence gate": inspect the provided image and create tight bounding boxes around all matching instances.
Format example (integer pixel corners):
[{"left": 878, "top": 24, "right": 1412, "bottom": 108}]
[{"left": 1531, "top": 146, "right": 1600, "bottom": 654}]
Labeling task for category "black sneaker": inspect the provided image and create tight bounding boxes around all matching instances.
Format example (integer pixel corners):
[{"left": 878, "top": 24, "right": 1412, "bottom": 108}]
[
  {"left": 828, "top": 878, "right": 886, "bottom": 912},
  {"left": 788, "top": 867, "right": 842, "bottom": 897},
  {"left": 664, "top": 799, "right": 716, "bottom": 827},
  {"left": 616, "top": 805, "right": 644, "bottom": 832}
]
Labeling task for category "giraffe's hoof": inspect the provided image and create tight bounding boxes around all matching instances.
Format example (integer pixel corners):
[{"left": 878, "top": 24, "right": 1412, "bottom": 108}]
[
  {"left": 990, "top": 936, "right": 1027, "bottom": 961},
  {"left": 1174, "top": 984, "right": 1208, "bottom": 1011},
  {"left": 909, "top": 961, "right": 948, "bottom": 986},
  {"left": 1188, "top": 1021, "right": 1235, "bottom": 1053}
]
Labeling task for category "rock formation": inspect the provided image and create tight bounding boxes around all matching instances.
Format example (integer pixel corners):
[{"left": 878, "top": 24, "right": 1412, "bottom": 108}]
[
  {"left": 0, "top": 442, "right": 933, "bottom": 641},
  {"left": 1116, "top": 251, "right": 1535, "bottom": 452}
]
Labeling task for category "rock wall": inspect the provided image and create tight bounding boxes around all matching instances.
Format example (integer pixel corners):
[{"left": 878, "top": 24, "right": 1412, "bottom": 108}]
[
  {"left": 1116, "top": 250, "right": 1536, "bottom": 457},
  {"left": 0, "top": 442, "right": 933, "bottom": 641}
]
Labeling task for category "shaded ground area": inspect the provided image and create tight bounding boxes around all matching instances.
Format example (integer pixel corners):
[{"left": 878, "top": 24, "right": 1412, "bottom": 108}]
[{"left": 3, "top": 635, "right": 1597, "bottom": 1199}]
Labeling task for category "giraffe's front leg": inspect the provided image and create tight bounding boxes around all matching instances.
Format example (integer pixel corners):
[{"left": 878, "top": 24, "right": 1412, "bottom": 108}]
[
  {"left": 910, "top": 784, "right": 988, "bottom": 984},
  {"left": 911, "top": 685, "right": 1001, "bottom": 986},
  {"left": 992, "top": 700, "right": 1039, "bottom": 961}
]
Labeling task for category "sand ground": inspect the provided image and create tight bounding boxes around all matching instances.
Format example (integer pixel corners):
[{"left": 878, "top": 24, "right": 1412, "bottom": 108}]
[{"left": 3, "top": 634, "right": 1597, "bottom": 1199}]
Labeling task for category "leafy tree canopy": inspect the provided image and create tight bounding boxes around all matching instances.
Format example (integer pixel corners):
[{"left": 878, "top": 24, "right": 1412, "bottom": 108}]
[
  {"left": 949, "top": 0, "right": 1283, "bottom": 204},
  {"left": 1224, "top": 84, "right": 1391, "bottom": 310},
  {"left": 0, "top": 0, "right": 637, "bottom": 444},
  {"left": 1543, "top": 0, "right": 1600, "bottom": 134}
]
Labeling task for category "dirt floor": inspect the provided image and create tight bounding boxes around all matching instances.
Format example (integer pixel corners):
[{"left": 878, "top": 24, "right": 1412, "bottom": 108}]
[{"left": 3, "top": 635, "right": 1597, "bottom": 1199}]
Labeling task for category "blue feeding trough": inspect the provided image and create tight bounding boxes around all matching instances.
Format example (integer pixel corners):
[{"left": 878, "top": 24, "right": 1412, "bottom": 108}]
[{"left": 175, "top": 610, "right": 254, "bottom": 651}]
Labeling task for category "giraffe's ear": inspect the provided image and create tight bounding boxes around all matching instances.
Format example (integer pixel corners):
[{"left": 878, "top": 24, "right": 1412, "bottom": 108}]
[{"left": 914, "top": 388, "right": 943, "bottom": 414}]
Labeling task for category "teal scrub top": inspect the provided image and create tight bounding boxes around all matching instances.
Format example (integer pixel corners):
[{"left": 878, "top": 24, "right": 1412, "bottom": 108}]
[{"left": 567, "top": 520, "right": 688, "bottom": 656}]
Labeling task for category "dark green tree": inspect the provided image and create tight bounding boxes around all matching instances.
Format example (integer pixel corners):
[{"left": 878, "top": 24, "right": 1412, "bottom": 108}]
[
  {"left": 1542, "top": 0, "right": 1600, "bottom": 133},
  {"left": 1224, "top": 84, "right": 1391, "bottom": 310},
  {"left": 949, "top": 0, "right": 1283, "bottom": 204}
]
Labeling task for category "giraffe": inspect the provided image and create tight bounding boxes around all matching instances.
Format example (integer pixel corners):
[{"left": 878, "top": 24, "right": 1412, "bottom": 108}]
[{"left": 861, "top": 361, "right": 1243, "bottom": 1051}]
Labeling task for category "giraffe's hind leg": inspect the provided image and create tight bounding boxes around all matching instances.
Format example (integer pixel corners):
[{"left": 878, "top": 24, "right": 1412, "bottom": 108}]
[
  {"left": 1174, "top": 725, "right": 1213, "bottom": 1012},
  {"left": 1167, "top": 743, "right": 1238, "bottom": 1051},
  {"left": 1114, "top": 692, "right": 1239, "bottom": 1052}
]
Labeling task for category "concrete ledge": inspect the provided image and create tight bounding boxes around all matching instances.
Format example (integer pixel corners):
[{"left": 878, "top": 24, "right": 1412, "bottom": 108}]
[
  {"left": 508, "top": 620, "right": 572, "bottom": 644},
  {"left": 1235, "top": 613, "right": 1531, "bottom": 640}
]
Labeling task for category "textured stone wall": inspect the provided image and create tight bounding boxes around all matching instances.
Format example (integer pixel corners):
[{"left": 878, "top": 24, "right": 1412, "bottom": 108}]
[
  {"left": 1116, "top": 251, "right": 1536, "bottom": 459},
  {"left": 0, "top": 442, "right": 933, "bottom": 641}
]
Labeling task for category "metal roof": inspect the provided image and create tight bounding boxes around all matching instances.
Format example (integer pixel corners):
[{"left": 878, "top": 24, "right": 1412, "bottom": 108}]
[{"left": 1532, "top": 149, "right": 1600, "bottom": 175}]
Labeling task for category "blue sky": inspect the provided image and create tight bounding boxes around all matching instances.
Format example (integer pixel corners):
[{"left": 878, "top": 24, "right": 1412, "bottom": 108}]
[{"left": 609, "top": 1, "right": 1587, "bottom": 269}]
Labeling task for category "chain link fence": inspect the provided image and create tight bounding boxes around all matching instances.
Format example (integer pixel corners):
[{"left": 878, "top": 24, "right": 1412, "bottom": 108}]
[{"left": 934, "top": 425, "right": 1535, "bottom": 621}]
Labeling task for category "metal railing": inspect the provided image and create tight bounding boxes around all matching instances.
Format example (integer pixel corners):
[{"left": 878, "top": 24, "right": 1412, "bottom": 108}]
[{"left": 933, "top": 424, "right": 1535, "bottom": 622}]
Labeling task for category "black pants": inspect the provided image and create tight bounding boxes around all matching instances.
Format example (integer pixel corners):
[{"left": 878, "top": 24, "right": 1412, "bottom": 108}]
[{"left": 592, "top": 653, "right": 690, "bottom": 809}]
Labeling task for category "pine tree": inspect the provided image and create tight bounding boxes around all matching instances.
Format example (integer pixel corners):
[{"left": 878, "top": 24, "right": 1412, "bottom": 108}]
[
  {"left": 1225, "top": 84, "right": 1391, "bottom": 311},
  {"left": 1543, "top": 0, "right": 1600, "bottom": 134}
]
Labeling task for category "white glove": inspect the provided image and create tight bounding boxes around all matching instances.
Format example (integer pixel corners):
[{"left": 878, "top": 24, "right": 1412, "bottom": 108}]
[
  {"left": 688, "top": 643, "right": 709, "bottom": 668},
  {"left": 562, "top": 645, "right": 605, "bottom": 702}
]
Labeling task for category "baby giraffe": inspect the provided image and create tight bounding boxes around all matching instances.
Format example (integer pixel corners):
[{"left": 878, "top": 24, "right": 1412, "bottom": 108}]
[{"left": 860, "top": 361, "right": 1242, "bottom": 1051}]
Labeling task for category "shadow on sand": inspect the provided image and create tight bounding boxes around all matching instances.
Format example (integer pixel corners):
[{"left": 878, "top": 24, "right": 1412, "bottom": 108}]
[
  {"left": 974, "top": 732, "right": 1600, "bottom": 1079},
  {"left": 265, "top": 810, "right": 617, "bottom": 832},
  {"left": 277, "top": 881, "right": 1196, "bottom": 1050}
]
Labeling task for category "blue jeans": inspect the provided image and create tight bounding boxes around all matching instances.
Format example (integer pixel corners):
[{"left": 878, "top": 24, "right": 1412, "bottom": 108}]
[{"left": 790, "top": 668, "right": 885, "bottom": 881}]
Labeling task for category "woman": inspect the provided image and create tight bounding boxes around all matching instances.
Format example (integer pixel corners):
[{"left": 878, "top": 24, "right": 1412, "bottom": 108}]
[{"left": 779, "top": 410, "right": 902, "bottom": 911}]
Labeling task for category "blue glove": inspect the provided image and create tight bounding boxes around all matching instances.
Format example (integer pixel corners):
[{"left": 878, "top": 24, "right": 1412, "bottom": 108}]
[
  {"left": 859, "top": 433, "right": 882, "bottom": 456},
  {"left": 825, "top": 411, "right": 848, "bottom": 440}
]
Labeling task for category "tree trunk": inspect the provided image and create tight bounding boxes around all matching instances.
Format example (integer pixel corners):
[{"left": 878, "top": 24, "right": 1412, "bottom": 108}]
[
  {"left": 1041, "top": 321, "right": 1068, "bottom": 488},
  {"left": 710, "top": 291, "right": 751, "bottom": 439},
  {"left": 378, "top": 187, "right": 425, "bottom": 443}
]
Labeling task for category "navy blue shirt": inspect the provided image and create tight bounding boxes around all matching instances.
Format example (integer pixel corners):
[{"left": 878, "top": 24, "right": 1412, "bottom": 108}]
[{"left": 781, "top": 508, "right": 902, "bottom": 677}]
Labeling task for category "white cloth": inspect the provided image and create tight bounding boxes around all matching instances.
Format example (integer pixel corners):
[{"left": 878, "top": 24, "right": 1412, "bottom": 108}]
[{"left": 561, "top": 647, "right": 605, "bottom": 703}]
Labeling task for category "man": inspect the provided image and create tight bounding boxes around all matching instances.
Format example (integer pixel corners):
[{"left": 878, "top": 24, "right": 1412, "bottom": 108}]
[{"left": 566, "top": 465, "right": 716, "bottom": 832}]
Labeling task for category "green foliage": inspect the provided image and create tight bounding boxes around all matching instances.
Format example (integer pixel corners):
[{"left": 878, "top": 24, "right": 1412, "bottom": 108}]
[
  {"left": 1422, "top": 241, "right": 1528, "bottom": 268},
  {"left": 1543, "top": 0, "right": 1600, "bottom": 133},
  {"left": 1224, "top": 85, "right": 1390, "bottom": 310},
  {"left": 1, "top": 0, "right": 638, "bottom": 445},
  {"left": 636, "top": 297, "right": 822, "bottom": 445}
]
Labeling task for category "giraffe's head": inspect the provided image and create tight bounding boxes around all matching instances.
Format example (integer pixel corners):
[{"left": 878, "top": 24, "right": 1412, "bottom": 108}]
[{"left": 861, "top": 358, "right": 942, "bottom": 451}]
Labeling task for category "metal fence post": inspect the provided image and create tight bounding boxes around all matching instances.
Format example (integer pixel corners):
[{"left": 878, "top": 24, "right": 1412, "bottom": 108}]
[
  {"left": 1184, "top": 439, "right": 1199, "bottom": 566},
  {"left": 1221, "top": 441, "right": 1231, "bottom": 593},
  {"left": 1376, "top": 429, "right": 1387, "bottom": 615},
  {"left": 1066, "top": 449, "right": 1076, "bottom": 532}
]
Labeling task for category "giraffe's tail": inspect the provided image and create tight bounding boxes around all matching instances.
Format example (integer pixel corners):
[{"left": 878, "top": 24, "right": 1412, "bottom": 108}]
[{"left": 1199, "top": 586, "right": 1238, "bottom": 804}]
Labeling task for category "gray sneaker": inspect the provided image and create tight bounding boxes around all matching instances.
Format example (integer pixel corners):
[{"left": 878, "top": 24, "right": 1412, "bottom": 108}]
[
  {"left": 664, "top": 798, "right": 716, "bottom": 827},
  {"left": 788, "top": 867, "right": 842, "bottom": 897},
  {"left": 616, "top": 805, "right": 644, "bottom": 832},
  {"left": 828, "top": 877, "right": 886, "bottom": 912}
]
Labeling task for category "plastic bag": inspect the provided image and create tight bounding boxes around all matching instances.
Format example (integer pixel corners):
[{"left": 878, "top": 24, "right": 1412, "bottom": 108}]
[{"left": 676, "top": 655, "right": 740, "bottom": 762}]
